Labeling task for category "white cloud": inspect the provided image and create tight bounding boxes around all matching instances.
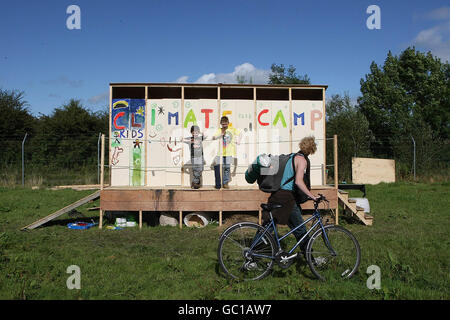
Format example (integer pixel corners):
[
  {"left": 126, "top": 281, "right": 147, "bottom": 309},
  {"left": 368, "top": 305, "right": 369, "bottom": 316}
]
[
  {"left": 414, "top": 26, "right": 444, "bottom": 47},
  {"left": 42, "top": 75, "right": 84, "bottom": 88},
  {"left": 174, "top": 76, "right": 189, "bottom": 83},
  {"left": 195, "top": 73, "right": 217, "bottom": 83},
  {"left": 88, "top": 91, "right": 109, "bottom": 104},
  {"left": 425, "top": 6, "right": 450, "bottom": 21},
  {"left": 174, "top": 63, "right": 270, "bottom": 84},
  {"left": 412, "top": 8, "right": 450, "bottom": 62}
]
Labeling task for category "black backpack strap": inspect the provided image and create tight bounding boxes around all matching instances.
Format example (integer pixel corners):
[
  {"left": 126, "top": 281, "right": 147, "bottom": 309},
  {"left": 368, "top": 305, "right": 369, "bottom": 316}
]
[{"left": 282, "top": 175, "right": 294, "bottom": 186}]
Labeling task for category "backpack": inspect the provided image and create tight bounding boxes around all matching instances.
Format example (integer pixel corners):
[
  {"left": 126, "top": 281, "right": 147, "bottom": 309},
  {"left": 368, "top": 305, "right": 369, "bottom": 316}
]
[
  {"left": 245, "top": 151, "right": 311, "bottom": 203},
  {"left": 257, "top": 153, "right": 296, "bottom": 193},
  {"left": 245, "top": 153, "right": 298, "bottom": 193}
]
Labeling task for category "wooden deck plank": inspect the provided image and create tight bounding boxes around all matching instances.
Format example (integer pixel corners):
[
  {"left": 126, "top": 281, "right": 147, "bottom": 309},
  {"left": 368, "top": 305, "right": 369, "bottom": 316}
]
[{"left": 100, "top": 187, "right": 337, "bottom": 212}]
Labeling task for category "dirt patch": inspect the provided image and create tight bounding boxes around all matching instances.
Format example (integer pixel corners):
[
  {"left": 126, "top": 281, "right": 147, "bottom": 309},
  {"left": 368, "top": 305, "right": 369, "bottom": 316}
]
[{"left": 217, "top": 213, "right": 259, "bottom": 232}]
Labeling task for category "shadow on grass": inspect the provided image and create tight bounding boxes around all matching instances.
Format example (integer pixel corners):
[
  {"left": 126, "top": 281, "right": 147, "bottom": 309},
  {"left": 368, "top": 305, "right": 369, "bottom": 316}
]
[
  {"left": 34, "top": 210, "right": 163, "bottom": 229},
  {"left": 45, "top": 217, "right": 99, "bottom": 228},
  {"left": 214, "top": 256, "right": 317, "bottom": 282}
]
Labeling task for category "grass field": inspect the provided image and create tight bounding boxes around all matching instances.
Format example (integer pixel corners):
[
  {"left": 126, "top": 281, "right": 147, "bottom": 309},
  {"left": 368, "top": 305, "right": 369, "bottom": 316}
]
[{"left": 0, "top": 182, "right": 449, "bottom": 300}]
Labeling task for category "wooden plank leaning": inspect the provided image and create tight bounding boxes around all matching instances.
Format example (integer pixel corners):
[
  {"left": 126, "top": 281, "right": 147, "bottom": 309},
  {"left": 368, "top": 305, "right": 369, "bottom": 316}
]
[{"left": 21, "top": 191, "right": 101, "bottom": 231}]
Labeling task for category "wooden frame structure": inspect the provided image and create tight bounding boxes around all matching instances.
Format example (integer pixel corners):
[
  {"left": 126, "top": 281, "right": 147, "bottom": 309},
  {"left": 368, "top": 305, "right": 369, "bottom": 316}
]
[
  {"left": 100, "top": 82, "right": 341, "bottom": 229},
  {"left": 100, "top": 186, "right": 338, "bottom": 229}
]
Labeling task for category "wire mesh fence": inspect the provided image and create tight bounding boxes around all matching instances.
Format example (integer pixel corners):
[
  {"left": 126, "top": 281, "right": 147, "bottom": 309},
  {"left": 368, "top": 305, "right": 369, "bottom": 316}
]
[
  {"left": 325, "top": 134, "right": 450, "bottom": 183},
  {"left": 1, "top": 132, "right": 109, "bottom": 187},
  {"left": 1, "top": 132, "right": 448, "bottom": 187}
]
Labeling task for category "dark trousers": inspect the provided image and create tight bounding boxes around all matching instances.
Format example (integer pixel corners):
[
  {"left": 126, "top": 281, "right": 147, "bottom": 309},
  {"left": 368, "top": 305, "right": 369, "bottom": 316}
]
[
  {"left": 214, "top": 156, "right": 232, "bottom": 188},
  {"left": 191, "top": 157, "right": 203, "bottom": 185},
  {"left": 287, "top": 204, "right": 309, "bottom": 251}
]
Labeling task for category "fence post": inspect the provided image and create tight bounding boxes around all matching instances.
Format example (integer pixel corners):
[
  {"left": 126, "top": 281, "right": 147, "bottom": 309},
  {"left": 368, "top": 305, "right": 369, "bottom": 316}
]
[
  {"left": 334, "top": 134, "right": 339, "bottom": 225},
  {"left": 411, "top": 135, "right": 416, "bottom": 180},
  {"left": 99, "top": 134, "right": 105, "bottom": 229},
  {"left": 100, "top": 134, "right": 105, "bottom": 190},
  {"left": 321, "top": 163, "right": 325, "bottom": 185},
  {"left": 22, "top": 133, "right": 28, "bottom": 187},
  {"left": 98, "top": 132, "right": 101, "bottom": 184}
]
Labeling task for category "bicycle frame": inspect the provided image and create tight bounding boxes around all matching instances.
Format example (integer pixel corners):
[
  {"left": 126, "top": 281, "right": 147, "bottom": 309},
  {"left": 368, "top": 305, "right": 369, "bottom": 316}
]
[{"left": 249, "top": 205, "right": 334, "bottom": 260}]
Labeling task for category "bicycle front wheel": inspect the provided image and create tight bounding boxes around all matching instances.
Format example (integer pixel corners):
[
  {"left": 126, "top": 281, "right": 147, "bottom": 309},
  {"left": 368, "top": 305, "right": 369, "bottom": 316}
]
[
  {"left": 306, "top": 225, "right": 361, "bottom": 281},
  {"left": 218, "top": 222, "right": 276, "bottom": 281}
]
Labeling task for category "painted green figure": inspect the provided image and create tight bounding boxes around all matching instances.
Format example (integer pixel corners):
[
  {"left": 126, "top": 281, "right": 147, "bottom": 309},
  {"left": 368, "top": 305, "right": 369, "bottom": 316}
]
[{"left": 131, "top": 145, "right": 143, "bottom": 186}]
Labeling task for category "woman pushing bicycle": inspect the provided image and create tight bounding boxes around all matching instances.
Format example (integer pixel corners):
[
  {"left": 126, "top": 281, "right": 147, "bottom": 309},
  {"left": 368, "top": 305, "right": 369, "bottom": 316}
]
[{"left": 265, "top": 136, "right": 319, "bottom": 256}]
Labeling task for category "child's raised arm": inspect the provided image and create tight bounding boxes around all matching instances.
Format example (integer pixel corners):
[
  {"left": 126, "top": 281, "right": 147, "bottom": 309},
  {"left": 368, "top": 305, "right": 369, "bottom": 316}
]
[{"left": 182, "top": 136, "right": 191, "bottom": 144}]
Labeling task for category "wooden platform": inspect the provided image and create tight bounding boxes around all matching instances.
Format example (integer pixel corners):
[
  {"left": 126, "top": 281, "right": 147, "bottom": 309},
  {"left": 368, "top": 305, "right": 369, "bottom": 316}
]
[{"left": 99, "top": 186, "right": 338, "bottom": 229}]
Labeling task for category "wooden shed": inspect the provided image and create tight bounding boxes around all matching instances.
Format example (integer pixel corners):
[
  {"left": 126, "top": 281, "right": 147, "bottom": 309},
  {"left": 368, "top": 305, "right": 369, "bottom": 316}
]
[{"left": 99, "top": 83, "right": 339, "bottom": 228}]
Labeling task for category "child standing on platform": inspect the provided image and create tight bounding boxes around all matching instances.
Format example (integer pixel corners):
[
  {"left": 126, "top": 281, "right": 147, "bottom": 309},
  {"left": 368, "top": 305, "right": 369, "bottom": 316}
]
[
  {"left": 184, "top": 125, "right": 206, "bottom": 189},
  {"left": 212, "top": 116, "right": 241, "bottom": 189}
]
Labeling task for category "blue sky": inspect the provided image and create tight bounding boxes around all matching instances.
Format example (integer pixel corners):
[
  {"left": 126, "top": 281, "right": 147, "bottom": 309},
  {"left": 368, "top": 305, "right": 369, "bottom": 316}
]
[{"left": 1, "top": 0, "right": 449, "bottom": 116}]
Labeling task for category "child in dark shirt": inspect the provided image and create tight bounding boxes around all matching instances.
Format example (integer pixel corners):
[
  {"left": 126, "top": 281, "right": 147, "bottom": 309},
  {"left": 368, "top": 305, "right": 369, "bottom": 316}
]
[{"left": 184, "top": 125, "right": 205, "bottom": 189}]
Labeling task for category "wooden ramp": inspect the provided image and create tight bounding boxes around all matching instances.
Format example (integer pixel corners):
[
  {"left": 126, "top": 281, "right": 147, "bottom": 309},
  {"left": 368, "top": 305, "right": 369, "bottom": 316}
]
[
  {"left": 21, "top": 191, "right": 100, "bottom": 230},
  {"left": 338, "top": 190, "right": 373, "bottom": 226}
]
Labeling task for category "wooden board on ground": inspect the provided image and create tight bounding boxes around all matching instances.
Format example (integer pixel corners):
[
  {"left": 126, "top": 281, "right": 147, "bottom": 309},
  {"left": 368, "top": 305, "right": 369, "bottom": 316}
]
[{"left": 21, "top": 191, "right": 100, "bottom": 230}]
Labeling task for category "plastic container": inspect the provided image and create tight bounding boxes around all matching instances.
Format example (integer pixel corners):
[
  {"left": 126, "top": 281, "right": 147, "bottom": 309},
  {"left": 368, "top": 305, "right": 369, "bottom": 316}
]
[
  {"left": 67, "top": 222, "right": 95, "bottom": 230},
  {"left": 115, "top": 218, "right": 127, "bottom": 227},
  {"left": 349, "top": 197, "right": 370, "bottom": 213},
  {"left": 183, "top": 212, "right": 214, "bottom": 228},
  {"left": 106, "top": 226, "right": 123, "bottom": 230}
]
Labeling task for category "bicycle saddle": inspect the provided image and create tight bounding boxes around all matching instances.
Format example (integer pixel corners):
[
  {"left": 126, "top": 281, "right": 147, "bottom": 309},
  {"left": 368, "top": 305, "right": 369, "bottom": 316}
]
[{"left": 260, "top": 203, "right": 283, "bottom": 211}]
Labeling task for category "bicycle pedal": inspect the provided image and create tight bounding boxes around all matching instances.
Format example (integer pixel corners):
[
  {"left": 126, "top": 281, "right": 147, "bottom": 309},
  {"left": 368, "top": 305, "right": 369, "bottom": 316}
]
[{"left": 312, "top": 257, "right": 327, "bottom": 267}]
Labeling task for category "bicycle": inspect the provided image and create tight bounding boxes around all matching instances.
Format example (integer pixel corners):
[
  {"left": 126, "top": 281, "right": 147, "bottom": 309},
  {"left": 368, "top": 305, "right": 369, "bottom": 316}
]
[{"left": 217, "top": 194, "right": 361, "bottom": 281}]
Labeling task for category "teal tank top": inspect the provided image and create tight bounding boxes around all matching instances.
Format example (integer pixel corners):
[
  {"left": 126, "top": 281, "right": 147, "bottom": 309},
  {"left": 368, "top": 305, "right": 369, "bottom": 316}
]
[
  {"left": 280, "top": 154, "right": 295, "bottom": 190},
  {"left": 280, "top": 153, "right": 305, "bottom": 190}
]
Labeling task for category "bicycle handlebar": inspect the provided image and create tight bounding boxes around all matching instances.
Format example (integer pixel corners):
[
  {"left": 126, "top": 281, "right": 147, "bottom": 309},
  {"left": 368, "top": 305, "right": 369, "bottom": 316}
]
[{"left": 313, "top": 194, "right": 328, "bottom": 204}]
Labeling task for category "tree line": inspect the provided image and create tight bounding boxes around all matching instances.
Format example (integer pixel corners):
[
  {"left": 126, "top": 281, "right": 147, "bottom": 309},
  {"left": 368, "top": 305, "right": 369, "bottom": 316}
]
[
  {"left": 270, "top": 48, "right": 449, "bottom": 180},
  {"left": 1, "top": 94, "right": 108, "bottom": 170},
  {"left": 1, "top": 47, "right": 449, "bottom": 181}
]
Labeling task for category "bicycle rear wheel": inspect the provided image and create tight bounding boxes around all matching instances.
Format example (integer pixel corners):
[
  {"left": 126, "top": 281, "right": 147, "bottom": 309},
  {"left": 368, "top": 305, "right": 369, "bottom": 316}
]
[
  {"left": 218, "top": 222, "right": 276, "bottom": 281},
  {"left": 306, "top": 225, "right": 361, "bottom": 281}
]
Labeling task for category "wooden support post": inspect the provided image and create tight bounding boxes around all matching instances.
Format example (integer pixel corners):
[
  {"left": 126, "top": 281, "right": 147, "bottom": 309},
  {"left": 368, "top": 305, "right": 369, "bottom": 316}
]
[
  {"left": 139, "top": 210, "right": 142, "bottom": 229},
  {"left": 258, "top": 208, "right": 262, "bottom": 225},
  {"left": 218, "top": 87, "right": 223, "bottom": 189},
  {"left": 100, "top": 134, "right": 105, "bottom": 190},
  {"left": 181, "top": 87, "right": 184, "bottom": 187},
  {"left": 100, "top": 134, "right": 105, "bottom": 229},
  {"left": 334, "top": 134, "right": 339, "bottom": 225},
  {"left": 219, "top": 211, "right": 222, "bottom": 226},
  {"left": 323, "top": 88, "right": 326, "bottom": 187},
  {"left": 179, "top": 211, "right": 183, "bottom": 229},
  {"left": 289, "top": 88, "right": 293, "bottom": 153},
  {"left": 108, "top": 86, "right": 112, "bottom": 186},
  {"left": 321, "top": 164, "right": 325, "bottom": 185},
  {"left": 145, "top": 86, "right": 148, "bottom": 186},
  {"left": 253, "top": 87, "right": 257, "bottom": 164}
]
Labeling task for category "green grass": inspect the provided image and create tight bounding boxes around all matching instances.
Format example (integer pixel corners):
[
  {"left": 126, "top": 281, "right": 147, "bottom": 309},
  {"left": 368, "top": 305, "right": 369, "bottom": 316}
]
[{"left": 0, "top": 182, "right": 449, "bottom": 300}]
